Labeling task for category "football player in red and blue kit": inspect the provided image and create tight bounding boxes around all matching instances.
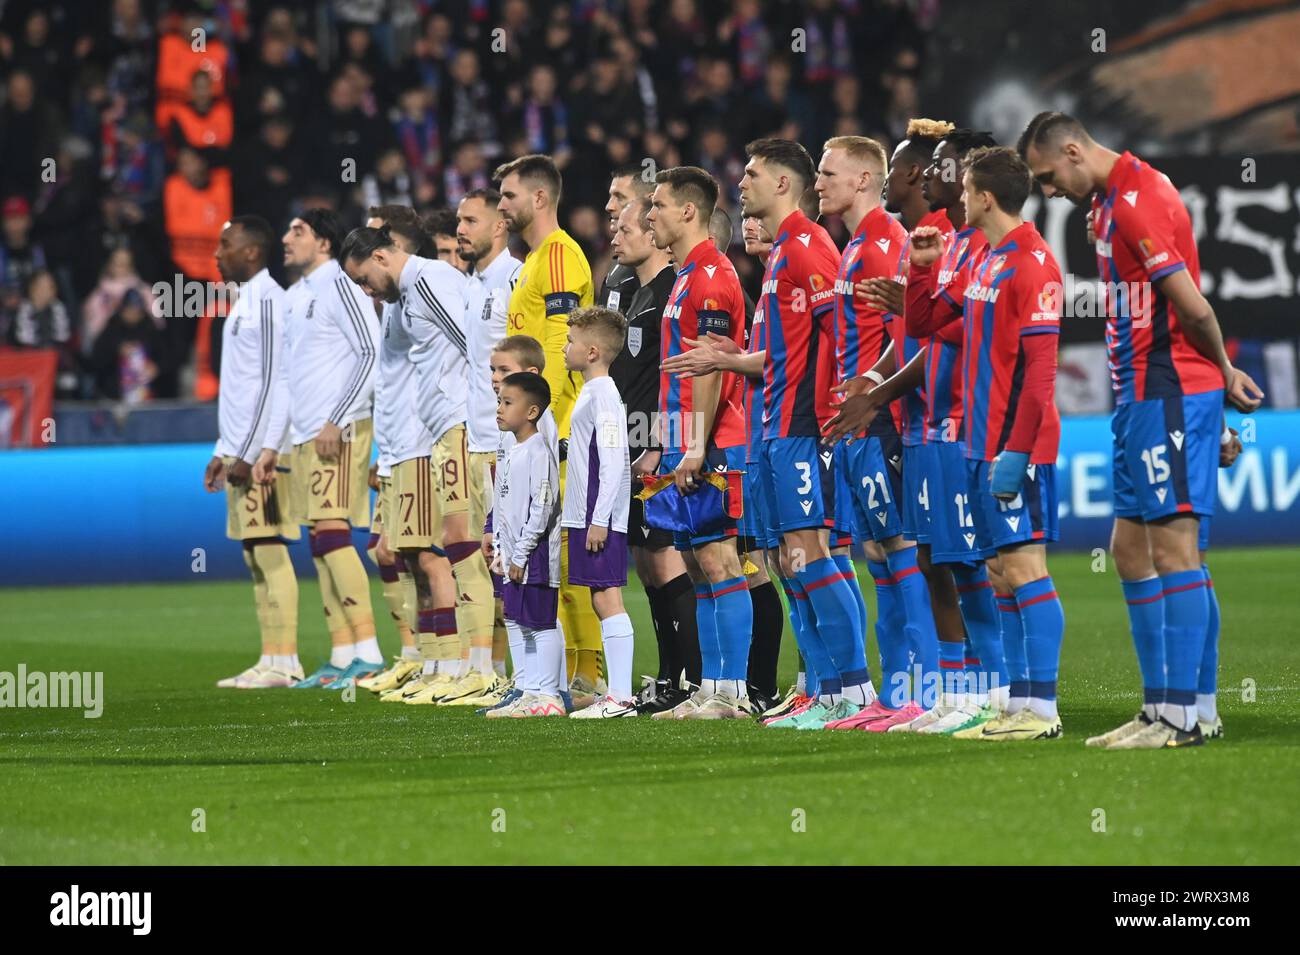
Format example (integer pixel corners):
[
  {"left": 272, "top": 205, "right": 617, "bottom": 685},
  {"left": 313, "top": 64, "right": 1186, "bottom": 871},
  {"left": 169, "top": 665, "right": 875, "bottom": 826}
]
[
  {"left": 821, "top": 120, "right": 956, "bottom": 724},
  {"left": 647, "top": 166, "right": 755, "bottom": 720},
  {"left": 885, "top": 129, "right": 1012, "bottom": 737},
  {"left": 739, "top": 138, "right": 873, "bottom": 730},
  {"left": 907, "top": 146, "right": 1068, "bottom": 742},
  {"left": 1020, "top": 112, "right": 1263, "bottom": 749},
  {"left": 809, "top": 134, "right": 931, "bottom": 732}
]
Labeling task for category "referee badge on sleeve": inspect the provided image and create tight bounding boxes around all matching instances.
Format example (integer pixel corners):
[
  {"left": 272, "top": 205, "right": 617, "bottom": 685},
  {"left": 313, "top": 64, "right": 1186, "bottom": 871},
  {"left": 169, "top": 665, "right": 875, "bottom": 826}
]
[{"left": 628, "top": 326, "right": 642, "bottom": 356}]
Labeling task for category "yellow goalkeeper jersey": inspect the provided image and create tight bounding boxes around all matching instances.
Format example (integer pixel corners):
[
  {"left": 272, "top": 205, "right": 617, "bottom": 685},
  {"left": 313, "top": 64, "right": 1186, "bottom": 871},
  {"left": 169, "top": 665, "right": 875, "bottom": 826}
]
[{"left": 506, "top": 228, "right": 593, "bottom": 440}]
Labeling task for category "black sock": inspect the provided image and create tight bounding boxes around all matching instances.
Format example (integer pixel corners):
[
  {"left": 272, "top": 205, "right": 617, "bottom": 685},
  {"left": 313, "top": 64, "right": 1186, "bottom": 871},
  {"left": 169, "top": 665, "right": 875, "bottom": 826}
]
[
  {"left": 662, "top": 573, "right": 701, "bottom": 686},
  {"left": 642, "top": 583, "right": 671, "bottom": 681},
  {"left": 746, "top": 580, "right": 784, "bottom": 699}
]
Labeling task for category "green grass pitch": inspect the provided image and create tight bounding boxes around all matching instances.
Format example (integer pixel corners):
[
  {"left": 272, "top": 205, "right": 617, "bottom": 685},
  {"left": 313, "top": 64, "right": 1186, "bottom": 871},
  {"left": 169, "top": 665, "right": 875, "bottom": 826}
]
[{"left": 2, "top": 547, "right": 1297, "bottom": 866}]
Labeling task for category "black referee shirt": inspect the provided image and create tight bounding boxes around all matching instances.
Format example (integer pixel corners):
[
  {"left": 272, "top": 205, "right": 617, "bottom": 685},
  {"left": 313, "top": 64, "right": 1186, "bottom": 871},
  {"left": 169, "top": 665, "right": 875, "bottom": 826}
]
[
  {"left": 610, "top": 264, "right": 675, "bottom": 458},
  {"left": 598, "top": 261, "right": 640, "bottom": 315}
]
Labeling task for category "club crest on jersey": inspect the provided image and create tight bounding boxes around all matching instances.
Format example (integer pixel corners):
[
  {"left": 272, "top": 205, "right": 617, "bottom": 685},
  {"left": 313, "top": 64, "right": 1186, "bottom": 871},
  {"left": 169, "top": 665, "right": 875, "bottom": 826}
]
[
  {"left": 988, "top": 255, "right": 1008, "bottom": 279},
  {"left": 809, "top": 273, "right": 826, "bottom": 292},
  {"left": 628, "top": 326, "right": 642, "bottom": 356}
]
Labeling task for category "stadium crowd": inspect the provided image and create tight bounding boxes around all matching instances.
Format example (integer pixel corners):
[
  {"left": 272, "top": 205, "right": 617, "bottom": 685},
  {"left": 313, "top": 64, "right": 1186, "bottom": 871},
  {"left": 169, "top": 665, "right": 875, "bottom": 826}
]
[{"left": 0, "top": 0, "right": 931, "bottom": 400}]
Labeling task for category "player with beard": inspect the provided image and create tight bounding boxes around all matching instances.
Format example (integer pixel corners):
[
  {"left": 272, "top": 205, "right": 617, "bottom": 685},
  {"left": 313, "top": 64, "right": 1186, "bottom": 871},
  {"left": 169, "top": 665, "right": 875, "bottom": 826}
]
[
  {"left": 456, "top": 188, "right": 524, "bottom": 705},
  {"left": 495, "top": 154, "right": 603, "bottom": 708},
  {"left": 254, "top": 209, "right": 381, "bottom": 690}
]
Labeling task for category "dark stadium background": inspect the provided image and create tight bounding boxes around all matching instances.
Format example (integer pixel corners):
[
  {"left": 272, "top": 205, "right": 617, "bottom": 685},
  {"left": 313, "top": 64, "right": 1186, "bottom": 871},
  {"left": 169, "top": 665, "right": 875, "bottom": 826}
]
[{"left": 0, "top": 0, "right": 1296, "bottom": 431}]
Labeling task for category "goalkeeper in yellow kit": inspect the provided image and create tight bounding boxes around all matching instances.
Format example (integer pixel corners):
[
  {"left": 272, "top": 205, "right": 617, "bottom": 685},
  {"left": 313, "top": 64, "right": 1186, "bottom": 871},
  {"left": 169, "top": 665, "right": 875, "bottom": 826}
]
[{"left": 495, "top": 153, "right": 605, "bottom": 703}]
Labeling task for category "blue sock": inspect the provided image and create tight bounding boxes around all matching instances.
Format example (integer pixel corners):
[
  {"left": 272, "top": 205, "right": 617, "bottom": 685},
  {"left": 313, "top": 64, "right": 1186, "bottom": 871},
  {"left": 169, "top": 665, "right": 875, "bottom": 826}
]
[
  {"left": 694, "top": 582, "right": 721, "bottom": 682},
  {"left": 786, "top": 578, "right": 834, "bottom": 697},
  {"left": 1014, "top": 576, "right": 1065, "bottom": 714},
  {"left": 951, "top": 563, "right": 1008, "bottom": 699},
  {"left": 885, "top": 548, "right": 937, "bottom": 704},
  {"left": 939, "top": 639, "right": 965, "bottom": 701},
  {"left": 833, "top": 552, "right": 869, "bottom": 640},
  {"left": 963, "top": 637, "right": 982, "bottom": 697},
  {"left": 868, "top": 559, "right": 909, "bottom": 708},
  {"left": 996, "top": 592, "right": 1028, "bottom": 702},
  {"left": 796, "top": 557, "right": 867, "bottom": 697},
  {"left": 1199, "top": 564, "right": 1219, "bottom": 696},
  {"left": 779, "top": 580, "right": 805, "bottom": 687},
  {"left": 1161, "top": 569, "right": 1209, "bottom": 716},
  {"left": 712, "top": 576, "right": 754, "bottom": 682},
  {"left": 1121, "top": 576, "right": 1165, "bottom": 714}
]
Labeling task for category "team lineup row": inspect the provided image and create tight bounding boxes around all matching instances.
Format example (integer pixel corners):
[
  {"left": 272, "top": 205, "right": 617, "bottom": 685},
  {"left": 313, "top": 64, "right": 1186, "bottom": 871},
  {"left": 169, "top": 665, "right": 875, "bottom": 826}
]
[{"left": 204, "top": 109, "right": 1262, "bottom": 747}]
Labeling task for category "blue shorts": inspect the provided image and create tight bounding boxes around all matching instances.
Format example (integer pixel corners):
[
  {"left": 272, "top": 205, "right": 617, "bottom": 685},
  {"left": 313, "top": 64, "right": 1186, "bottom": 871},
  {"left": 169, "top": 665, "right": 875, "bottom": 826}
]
[
  {"left": 760, "top": 436, "right": 836, "bottom": 537},
  {"left": 901, "top": 444, "right": 930, "bottom": 543},
  {"left": 833, "top": 442, "right": 857, "bottom": 544},
  {"left": 841, "top": 435, "right": 905, "bottom": 544},
  {"left": 1112, "top": 390, "right": 1222, "bottom": 522},
  {"left": 927, "top": 441, "right": 995, "bottom": 564},
  {"left": 660, "top": 445, "right": 741, "bottom": 551},
  {"left": 966, "top": 459, "right": 1059, "bottom": 552},
  {"left": 741, "top": 451, "right": 779, "bottom": 552}
]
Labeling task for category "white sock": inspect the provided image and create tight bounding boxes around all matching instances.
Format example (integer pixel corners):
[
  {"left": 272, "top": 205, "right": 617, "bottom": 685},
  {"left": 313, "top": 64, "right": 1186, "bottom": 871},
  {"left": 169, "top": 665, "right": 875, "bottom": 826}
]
[
  {"left": 842, "top": 681, "right": 874, "bottom": 707},
  {"left": 821, "top": 691, "right": 841, "bottom": 706},
  {"left": 494, "top": 658, "right": 507, "bottom": 677},
  {"left": 506, "top": 621, "right": 525, "bottom": 679},
  {"left": 1142, "top": 701, "right": 1160, "bottom": 722},
  {"left": 421, "top": 659, "right": 437, "bottom": 676},
  {"left": 796, "top": 670, "right": 806, "bottom": 695},
  {"left": 600, "top": 613, "right": 634, "bottom": 701},
  {"left": 700, "top": 677, "right": 718, "bottom": 697},
  {"left": 272, "top": 654, "right": 299, "bottom": 672},
  {"left": 1028, "top": 696, "right": 1058, "bottom": 720},
  {"left": 554, "top": 617, "right": 568, "bottom": 691},
  {"left": 353, "top": 637, "right": 383, "bottom": 664},
  {"left": 521, "top": 627, "right": 539, "bottom": 694},
  {"left": 330, "top": 644, "right": 355, "bottom": 668},
  {"left": 401, "top": 645, "right": 420, "bottom": 662},
  {"left": 258, "top": 654, "right": 272, "bottom": 668},
  {"left": 989, "top": 684, "right": 1009, "bottom": 712},
  {"left": 1007, "top": 693, "right": 1028, "bottom": 715},
  {"left": 1196, "top": 692, "right": 1217, "bottom": 724},
  {"left": 457, "top": 656, "right": 470, "bottom": 678},
  {"left": 469, "top": 645, "right": 493, "bottom": 675},
  {"left": 533, "top": 626, "right": 563, "bottom": 698},
  {"left": 1162, "top": 701, "right": 1197, "bottom": 732},
  {"left": 717, "top": 678, "right": 744, "bottom": 699}
]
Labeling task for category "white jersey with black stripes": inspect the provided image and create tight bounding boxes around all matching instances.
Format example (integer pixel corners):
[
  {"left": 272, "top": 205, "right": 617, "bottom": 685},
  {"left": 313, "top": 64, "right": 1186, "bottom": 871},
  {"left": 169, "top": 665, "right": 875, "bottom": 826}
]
[
  {"left": 264, "top": 257, "right": 378, "bottom": 448},
  {"left": 398, "top": 253, "right": 471, "bottom": 444},
  {"left": 215, "top": 267, "right": 286, "bottom": 464}
]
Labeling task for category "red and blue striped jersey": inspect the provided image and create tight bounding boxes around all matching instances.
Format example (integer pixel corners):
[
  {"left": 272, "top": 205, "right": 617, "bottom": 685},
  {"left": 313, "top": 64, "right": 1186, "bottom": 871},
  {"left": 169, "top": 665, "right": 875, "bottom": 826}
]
[
  {"left": 1092, "top": 151, "right": 1221, "bottom": 405},
  {"left": 759, "top": 209, "right": 840, "bottom": 439},
  {"left": 744, "top": 296, "right": 767, "bottom": 463},
  {"left": 833, "top": 206, "right": 908, "bottom": 383},
  {"left": 960, "top": 221, "right": 1062, "bottom": 463},
  {"left": 886, "top": 208, "right": 953, "bottom": 445},
  {"left": 924, "top": 225, "right": 987, "bottom": 443},
  {"left": 659, "top": 239, "right": 747, "bottom": 453}
]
